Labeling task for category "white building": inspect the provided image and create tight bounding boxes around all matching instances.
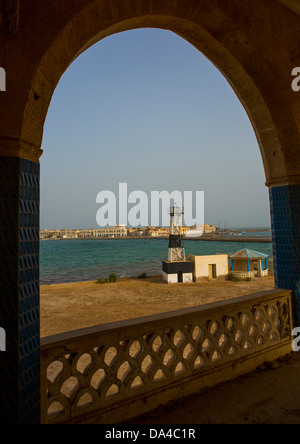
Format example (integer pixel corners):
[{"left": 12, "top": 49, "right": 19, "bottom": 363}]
[
  {"left": 93, "top": 225, "right": 127, "bottom": 238},
  {"left": 188, "top": 254, "right": 229, "bottom": 281}
]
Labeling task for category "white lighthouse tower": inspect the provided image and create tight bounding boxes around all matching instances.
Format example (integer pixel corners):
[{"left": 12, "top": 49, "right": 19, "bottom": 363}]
[
  {"left": 168, "top": 206, "right": 186, "bottom": 262},
  {"left": 162, "top": 205, "right": 193, "bottom": 284}
]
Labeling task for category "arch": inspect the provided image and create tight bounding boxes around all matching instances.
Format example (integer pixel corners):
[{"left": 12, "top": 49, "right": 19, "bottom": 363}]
[
  {"left": 1, "top": 0, "right": 300, "bottom": 424},
  {"left": 16, "top": 0, "right": 300, "bottom": 186},
  {"left": 277, "top": 0, "right": 300, "bottom": 15}
]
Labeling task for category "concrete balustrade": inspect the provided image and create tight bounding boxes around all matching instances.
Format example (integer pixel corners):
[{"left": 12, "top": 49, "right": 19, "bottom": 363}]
[{"left": 41, "top": 289, "right": 293, "bottom": 424}]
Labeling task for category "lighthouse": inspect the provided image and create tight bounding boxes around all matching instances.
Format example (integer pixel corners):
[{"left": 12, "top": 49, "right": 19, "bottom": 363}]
[
  {"left": 162, "top": 205, "right": 193, "bottom": 284},
  {"left": 168, "top": 206, "right": 186, "bottom": 262}
]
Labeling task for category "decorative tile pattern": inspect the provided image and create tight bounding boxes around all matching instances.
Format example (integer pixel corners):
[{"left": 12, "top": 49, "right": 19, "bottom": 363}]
[
  {"left": 270, "top": 185, "right": 300, "bottom": 325},
  {"left": 0, "top": 157, "right": 40, "bottom": 424}
]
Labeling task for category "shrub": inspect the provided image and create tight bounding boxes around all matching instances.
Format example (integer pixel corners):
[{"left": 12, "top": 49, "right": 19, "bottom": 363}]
[
  {"left": 137, "top": 273, "right": 148, "bottom": 279},
  {"left": 227, "top": 273, "right": 239, "bottom": 282},
  {"left": 96, "top": 273, "right": 117, "bottom": 284},
  {"left": 108, "top": 273, "right": 117, "bottom": 282}
]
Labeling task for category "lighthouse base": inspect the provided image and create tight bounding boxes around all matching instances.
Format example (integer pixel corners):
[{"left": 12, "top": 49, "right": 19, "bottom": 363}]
[{"left": 162, "top": 261, "right": 193, "bottom": 284}]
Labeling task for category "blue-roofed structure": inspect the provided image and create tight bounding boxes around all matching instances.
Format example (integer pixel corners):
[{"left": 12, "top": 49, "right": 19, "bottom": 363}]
[{"left": 229, "top": 248, "right": 269, "bottom": 279}]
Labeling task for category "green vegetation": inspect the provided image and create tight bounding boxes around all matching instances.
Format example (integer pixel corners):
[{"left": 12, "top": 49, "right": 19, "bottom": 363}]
[
  {"left": 227, "top": 273, "right": 240, "bottom": 282},
  {"left": 137, "top": 273, "right": 148, "bottom": 279},
  {"left": 96, "top": 273, "right": 118, "bottom": 284}
]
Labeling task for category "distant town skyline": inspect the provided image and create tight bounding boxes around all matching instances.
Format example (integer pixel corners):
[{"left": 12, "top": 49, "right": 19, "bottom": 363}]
[{"left": 40, "top": 28, "right": 271, "bottom": 230}]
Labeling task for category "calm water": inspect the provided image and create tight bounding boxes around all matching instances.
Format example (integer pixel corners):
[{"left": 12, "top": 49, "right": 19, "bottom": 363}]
[{"left": 40, "top": 238, "right": 273, "bottom": 285}]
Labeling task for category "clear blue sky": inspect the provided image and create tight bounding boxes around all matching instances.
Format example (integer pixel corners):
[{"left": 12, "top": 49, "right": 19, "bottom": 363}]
[{"left": 40, "top": 28, "right": 271, "bottom": 230}]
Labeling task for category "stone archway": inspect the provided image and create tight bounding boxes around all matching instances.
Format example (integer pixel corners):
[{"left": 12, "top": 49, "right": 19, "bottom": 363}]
[
  {"left": 1, "top": 0, "right": 300, "bottom": 424},
  {"left": 18, "top": 0, "right": 300, "bottom": 184}
]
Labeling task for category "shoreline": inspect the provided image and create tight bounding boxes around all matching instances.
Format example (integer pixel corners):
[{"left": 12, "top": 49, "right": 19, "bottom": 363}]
[
  {"left": 40, "top": 258, "right": 274, "bottom": 286},
  {"left": 40, "top": 236, "right": 272, "bottom": 243}
]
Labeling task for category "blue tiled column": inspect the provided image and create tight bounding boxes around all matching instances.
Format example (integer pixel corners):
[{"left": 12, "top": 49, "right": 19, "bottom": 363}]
[
  {"left": 269, "top": 185, "right": 300, "bottom": 325},
  {"left": 0, "top": 156, "right": 40, "bottom": 424}
]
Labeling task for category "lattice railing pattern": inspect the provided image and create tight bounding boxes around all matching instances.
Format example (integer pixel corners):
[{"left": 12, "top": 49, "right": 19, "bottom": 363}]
[{"left": 41, "top": 290, "right": 292, "bottom": 424}]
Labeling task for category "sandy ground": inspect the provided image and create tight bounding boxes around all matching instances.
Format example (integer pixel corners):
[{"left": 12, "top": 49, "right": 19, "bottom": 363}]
[
  {"left": 40, "top": 275, "right": 275, "bottom": 337},
  {"left": 41, "top": 274, "right": 300, "bottom": 424}
]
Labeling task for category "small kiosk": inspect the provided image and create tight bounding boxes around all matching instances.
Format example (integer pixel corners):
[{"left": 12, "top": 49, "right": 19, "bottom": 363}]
[{"left": 229, "top": 248, "right": 269, "bottom": 279}]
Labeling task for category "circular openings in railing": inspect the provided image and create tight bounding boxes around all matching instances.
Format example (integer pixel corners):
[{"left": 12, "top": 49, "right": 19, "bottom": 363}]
[
  {"left": 234, "top": 329, "right": 245, "bottom": 346},
  {"left": 267, "top": 305, "right": 278, "bottom": 322},
  {"left": 104, "top": 347, "right": 118, "bottom": 367},
  {"left": 174, "top": 362, "right": 186, "bottom": 376},
  {"left": 76, "top": 353, "right": 93, "bottom": 376},
  {"left": 47, "top": 401, "right": 64, "bottom": 418},
  {"left": 255, "top": 309, "right": 265, "bottom": 325},
  {"left": 152, "top": 335, "right": 164, "bottom": 353},
  {"left": 76, "top": 392, "right": 94, "bottom": 408},
  {"left": 129, "top": 340, "right": 143, "bottom": 360},
  {"left": 218, "top": 333, "right": 228, "bottom": 350},
  {"left": 60, "top": 376, "right": 80, "bottom": 401},
  {"left": 173, "top": 330, "right": 185, "bottom": 348},
  {"left": 262, "top": 320, "right": 272, "bottom": 335},
  {"left": 163, "top": 349, "right": 175, "bottom": 368},
  {"left": 278, "top": 302, "right": 289, "bottom": 319},
  {"left": 240, "top": 312, "right": 252, "bottom": 328},
  {"left": 130, "top": 376, "right": 144, "bottom": 391},
  {"left": 194, "top": 355, "right": 205, "bottom": 369},
  {"left": 192, "top": 325, "right": 203, "bottom": 343},
  {"left": 202, "top": 338, "right": 212, "bottom": 354},
  {"left": 209, "top": 321, "right": 219, "bottom": 337},
  {"left": 243, "top": 341, "right": 253, "bottom": 351},
  {"left": 183, "top": 343, "right": 195, "bottom": 362},
  {"left": 47, "top": 360, "right": 64, "bottom": 385},
  {"left": 117, "top": 361, "right": 131, "bottom": 382},
  {"left": 224, "top": 317, "right": 235, "bottom": 333},
  {"left": 106, "top": 384, "right": 120, "bottom": 398},
  {"left": 257, "top": 336, "right": 266, "bottom": 346},
  {"left": 153, "top": 368, "right": 166, "bottom": 382},
  {"left": 211, "top": 350, "right": 222, "bottom": 363},
  {"left": 270, "top": 331, "right": 279, "bottom": 342},
  {"left": 91, "top": 368, "right": 106, "bottom": 391},
  {"left": 141, "top": 354, "right": 154, "bottom": 374},
  {"left": 249, "top": 325, "right": 258, "bottom": 339},
  {"left": 228, "top": 345, "right": 237, "bottom": 356}
]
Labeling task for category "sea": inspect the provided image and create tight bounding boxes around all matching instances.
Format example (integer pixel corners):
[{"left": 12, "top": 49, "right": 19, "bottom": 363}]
[{"left": 40, "top": 232, "right": 273, "bottom": 285}]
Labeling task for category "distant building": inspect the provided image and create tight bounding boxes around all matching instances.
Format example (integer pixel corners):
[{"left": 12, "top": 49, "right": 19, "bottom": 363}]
[
  {"left": 77, "top": 229, "right": 93, "bottom": 238},
  {"left": 204, "top": 224, "right": 217, "bottom": 233},
  {"left": 40, "top": 226, "right": 127, "bottom": 239},
  {"left": 40, "top": 229, "right": 61, "bottom": 239},
  {"left": 144, "top": 227, "right": 170, "bottom": 237},
  {"left": 60, "top": 229, "right": 79, "bottom": 239},
  {"left": 127, "top": 228, "right": 144, "bottom": 237},
  {"left": 93, "top": 225, "right": 127, "bottom": 238}
]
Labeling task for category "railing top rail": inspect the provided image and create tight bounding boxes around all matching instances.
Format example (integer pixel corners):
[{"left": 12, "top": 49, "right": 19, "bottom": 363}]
[{"left": 41, "top": 289, "right": 292, "bottom": 353}]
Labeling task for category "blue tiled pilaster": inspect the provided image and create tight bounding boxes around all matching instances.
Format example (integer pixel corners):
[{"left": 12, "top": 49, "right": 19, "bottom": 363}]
[
  {"left": 270, "top": 185, "right": 300, "bottom": 325},
  {"left": 0, "top": 157, "right": 40, "bottom": 424}
]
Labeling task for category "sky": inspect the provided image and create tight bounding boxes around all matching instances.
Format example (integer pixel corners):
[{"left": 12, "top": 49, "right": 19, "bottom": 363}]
[{"left": 40, "top": 28, "right": 271, "bottom": 230}]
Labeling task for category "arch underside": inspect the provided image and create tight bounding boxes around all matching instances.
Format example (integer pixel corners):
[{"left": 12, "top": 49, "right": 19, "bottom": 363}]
[{"left": 0, "top": 0, "right": 299, "bottom": 185}]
